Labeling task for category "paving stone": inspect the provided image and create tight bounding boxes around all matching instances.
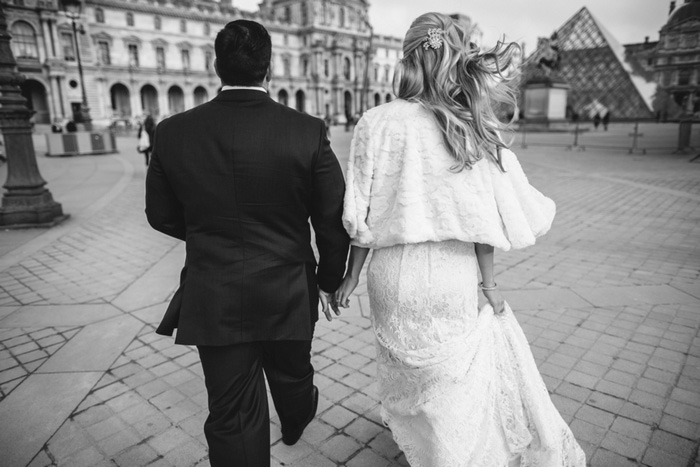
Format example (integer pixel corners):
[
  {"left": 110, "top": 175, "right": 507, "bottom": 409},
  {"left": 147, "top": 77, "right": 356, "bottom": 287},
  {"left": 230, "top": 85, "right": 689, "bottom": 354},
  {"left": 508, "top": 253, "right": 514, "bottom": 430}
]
[
  {"left": 113, "top": 443, "right": 160, "bottom": 467},
  {"left": 320, "top": 404, "right": 359, "bottom": 429},
  {"left": 288, "top": 452, "right": 337, "bottom": 467},
  {"left": 586, "top": 392, "right": 625, "bottom": 414},
  {"left": 642, "top": 446, "right": 689, "bottom": 467},
  {"left": 609, "top": 416, "right": 652, "bottom": 442},
  {"left": 658, "top": 414, "right": 700, "bottom": 441},
  {"left": 368, "top": 430, "right": 403, "bottom": 460},
  {"left": 569, "top": 419, "right": 607, "bottom": 445},
  {"left": 344, "top": 417, "right": 385, "bottom": 444},
  {"left": 271, "top": 440, "right": 315, "bottom": 464},
  {"left": 575, "top": 404, "right": 615, "bottom": 429},
  {"left": 649, "top": 429, "right": 697, "bottom": 459},
  {"left": 591, "top": 447, "right": 640, "bottom": 467},
  {"left": 346, "top": 448, "right": 393, "bottom": 467}
]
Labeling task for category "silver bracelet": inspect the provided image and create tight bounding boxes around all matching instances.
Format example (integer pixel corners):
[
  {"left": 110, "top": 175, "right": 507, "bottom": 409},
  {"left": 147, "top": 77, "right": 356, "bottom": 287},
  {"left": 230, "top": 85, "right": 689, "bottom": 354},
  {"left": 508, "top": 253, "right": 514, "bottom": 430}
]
[{"left": 479, "top": 282, "right": 498, "bottom": 291}]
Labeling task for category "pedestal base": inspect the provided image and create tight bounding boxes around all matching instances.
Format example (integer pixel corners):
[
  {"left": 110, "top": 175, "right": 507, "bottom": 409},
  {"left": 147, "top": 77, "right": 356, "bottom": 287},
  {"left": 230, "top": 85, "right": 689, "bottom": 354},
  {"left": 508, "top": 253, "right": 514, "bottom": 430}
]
[{"left": 0, "top": 189, "right": 68, "bottom": 228}]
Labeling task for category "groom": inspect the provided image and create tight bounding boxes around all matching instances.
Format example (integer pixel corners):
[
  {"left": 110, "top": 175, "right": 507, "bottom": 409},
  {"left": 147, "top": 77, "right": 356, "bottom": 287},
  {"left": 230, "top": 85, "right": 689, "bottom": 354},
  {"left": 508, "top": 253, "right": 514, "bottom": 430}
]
[{"left": 145, "top": 19, "right": 349, "bottom": 466}]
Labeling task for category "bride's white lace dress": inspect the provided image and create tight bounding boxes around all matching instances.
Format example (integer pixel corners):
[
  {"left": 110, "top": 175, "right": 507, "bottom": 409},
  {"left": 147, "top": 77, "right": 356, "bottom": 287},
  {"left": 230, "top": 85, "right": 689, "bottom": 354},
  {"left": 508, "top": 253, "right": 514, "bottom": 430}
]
[{"left": 343, "top": 100, "right": 586, "bottom": 467}]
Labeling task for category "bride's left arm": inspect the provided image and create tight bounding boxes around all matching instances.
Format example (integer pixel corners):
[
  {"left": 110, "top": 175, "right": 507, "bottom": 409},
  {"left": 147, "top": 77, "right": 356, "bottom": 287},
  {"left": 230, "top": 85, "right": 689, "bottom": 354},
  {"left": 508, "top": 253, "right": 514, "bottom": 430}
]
[
  {"left": 335, "top": 246, "right": 370, "bottom": 309},
  {"left": 475, "top": 243, "right": 505, "bottom": 314}
]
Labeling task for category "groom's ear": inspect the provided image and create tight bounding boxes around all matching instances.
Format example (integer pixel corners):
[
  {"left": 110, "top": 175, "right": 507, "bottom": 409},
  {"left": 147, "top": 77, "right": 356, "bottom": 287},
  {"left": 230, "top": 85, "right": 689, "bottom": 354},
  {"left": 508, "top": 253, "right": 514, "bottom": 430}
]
[{"left": 265, "top": 65, "right": 271, "bottom": 83}]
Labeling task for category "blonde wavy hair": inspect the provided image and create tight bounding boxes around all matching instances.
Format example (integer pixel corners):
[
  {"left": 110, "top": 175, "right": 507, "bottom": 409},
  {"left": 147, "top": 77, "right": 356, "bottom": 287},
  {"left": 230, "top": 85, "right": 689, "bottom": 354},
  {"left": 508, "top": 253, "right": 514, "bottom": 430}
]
[{"left": 394, "top": 12, "right": 520, "bottom": 172}]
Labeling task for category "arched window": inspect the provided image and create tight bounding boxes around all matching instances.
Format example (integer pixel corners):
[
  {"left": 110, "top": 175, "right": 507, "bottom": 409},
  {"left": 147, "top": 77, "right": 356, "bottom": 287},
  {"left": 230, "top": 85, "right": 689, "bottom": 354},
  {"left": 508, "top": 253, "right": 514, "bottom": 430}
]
[
  {"left": 95, "top": 8, "right": 104, "bottom": 23},
  {"left": 154, "top": 16, "right": 161, "bottom": 30},
  {"left": 343, "top": 57, "right": 351, "bottom": 80},
  {"left": 10, "top": 21, "right": 39, "bottom": 59},
  {"left": 126, "top": 12, "right": 134, "bottom": 27}
]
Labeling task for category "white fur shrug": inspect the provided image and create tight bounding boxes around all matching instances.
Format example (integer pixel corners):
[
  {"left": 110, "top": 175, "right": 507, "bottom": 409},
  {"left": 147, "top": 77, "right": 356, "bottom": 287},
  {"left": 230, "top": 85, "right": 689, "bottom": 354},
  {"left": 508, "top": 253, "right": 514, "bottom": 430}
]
[{"left": 342, "top": 99, "right": 556, "bottom": 251}]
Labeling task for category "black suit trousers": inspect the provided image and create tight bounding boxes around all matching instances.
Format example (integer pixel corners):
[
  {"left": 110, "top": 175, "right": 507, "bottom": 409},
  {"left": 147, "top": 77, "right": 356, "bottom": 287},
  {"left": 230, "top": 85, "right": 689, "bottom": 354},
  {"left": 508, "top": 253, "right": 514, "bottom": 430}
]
[{"left": 197, "top": 337, "right": 315, "bottom": 466}]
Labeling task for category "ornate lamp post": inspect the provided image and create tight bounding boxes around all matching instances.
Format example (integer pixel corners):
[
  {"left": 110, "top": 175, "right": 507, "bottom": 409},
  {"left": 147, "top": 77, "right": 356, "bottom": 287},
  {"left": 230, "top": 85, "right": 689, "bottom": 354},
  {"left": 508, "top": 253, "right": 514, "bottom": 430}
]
[
  {"left": 359, "top": 15, "right": 374, "bottom": 115},
  {"left": 60, "top": 0, "right": 92, "bottom": 131},
  {"left": 0, "top": 4, "right": 67, "bottom": 227}
]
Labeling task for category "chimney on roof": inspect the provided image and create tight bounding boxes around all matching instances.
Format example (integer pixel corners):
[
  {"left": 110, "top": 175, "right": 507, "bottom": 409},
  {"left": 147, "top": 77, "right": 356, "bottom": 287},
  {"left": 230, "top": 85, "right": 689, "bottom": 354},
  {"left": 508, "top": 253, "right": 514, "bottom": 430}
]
[
  {"left": 645, "top": 36, "right": 649, "bottom": 43},
  {"left": 670, "top": 1, "right": 676, "bottom": 15}
]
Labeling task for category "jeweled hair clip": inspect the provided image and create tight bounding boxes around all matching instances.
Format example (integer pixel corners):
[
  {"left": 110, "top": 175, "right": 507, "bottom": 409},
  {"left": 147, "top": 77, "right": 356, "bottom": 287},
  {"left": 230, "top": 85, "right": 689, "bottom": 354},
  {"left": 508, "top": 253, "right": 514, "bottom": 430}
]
[{"left": 423, "top": 28, "right": 444, "bottom": 50}]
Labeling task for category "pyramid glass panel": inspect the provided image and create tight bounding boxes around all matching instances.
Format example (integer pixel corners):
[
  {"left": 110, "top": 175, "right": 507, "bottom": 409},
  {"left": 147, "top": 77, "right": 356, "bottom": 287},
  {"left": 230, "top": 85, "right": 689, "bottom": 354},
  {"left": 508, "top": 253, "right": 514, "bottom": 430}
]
[{"left": 519, "top": 7, "right": 654, "bottom": 120}]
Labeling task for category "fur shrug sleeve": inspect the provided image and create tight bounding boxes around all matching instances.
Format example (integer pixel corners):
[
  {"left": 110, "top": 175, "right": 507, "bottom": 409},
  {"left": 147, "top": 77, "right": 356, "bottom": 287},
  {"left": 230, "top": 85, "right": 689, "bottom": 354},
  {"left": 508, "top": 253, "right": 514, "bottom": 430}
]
[{"left": 342, "top": 100, "right": 555, "bottom": 251}]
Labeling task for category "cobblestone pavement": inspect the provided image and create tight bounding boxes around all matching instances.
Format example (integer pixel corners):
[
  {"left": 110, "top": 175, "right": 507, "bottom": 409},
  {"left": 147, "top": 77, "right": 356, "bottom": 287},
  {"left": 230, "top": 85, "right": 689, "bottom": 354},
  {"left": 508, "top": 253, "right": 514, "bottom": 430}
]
[{"left": 0, "top": 124, "right": 699, "bottom": 467}]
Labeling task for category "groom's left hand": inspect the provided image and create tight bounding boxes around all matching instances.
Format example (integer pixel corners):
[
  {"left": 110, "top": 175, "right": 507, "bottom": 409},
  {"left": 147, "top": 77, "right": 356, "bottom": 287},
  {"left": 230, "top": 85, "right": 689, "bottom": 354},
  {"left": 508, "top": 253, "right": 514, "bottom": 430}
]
[{"left": 319, "top": 288, "right": 341, "bottom": 322}]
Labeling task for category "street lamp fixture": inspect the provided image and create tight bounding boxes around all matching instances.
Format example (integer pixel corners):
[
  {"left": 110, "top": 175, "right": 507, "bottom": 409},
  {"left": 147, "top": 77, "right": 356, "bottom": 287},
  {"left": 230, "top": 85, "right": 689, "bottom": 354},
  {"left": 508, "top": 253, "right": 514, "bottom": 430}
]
[
  {"left": 60, "top": 0, "right": 92, "bottom": 130},
  {"left": 360, "top": 14, "right": 374, "bottom": 115}
]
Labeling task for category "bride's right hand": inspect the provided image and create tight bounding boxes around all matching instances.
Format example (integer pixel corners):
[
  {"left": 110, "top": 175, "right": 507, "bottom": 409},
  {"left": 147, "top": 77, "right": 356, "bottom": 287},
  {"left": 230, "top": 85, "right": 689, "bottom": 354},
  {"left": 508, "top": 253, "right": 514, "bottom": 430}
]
[
  {"left": 482, "top": 288, "right": 505, "bottom": 314},
  {"left": 335, "top": 275, "right": 359, "bottom": 308}
]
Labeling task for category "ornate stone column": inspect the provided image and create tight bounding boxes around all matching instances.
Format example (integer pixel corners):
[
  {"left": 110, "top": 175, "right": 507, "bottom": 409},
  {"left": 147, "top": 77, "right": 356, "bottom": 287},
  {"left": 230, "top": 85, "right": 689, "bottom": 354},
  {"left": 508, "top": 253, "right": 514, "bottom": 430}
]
[{"left": 0, "top": 4, "right": 67, "bottom": 227}]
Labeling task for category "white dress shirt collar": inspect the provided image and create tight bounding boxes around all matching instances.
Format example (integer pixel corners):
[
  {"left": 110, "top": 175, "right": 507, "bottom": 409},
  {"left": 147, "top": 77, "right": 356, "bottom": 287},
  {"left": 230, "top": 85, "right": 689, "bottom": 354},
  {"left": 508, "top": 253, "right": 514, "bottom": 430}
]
[{"left": 221, "top": 85, "right": 267, "bottom": 93}]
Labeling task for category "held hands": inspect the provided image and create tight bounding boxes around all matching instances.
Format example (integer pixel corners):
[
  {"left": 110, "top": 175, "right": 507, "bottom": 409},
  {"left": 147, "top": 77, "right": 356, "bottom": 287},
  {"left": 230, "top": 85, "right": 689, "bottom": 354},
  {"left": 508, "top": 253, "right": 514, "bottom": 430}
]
[
  {"left": 319, "top": 288, "right": 341, "bottom": 322},
  {"left": 321, "top": 274, "right": 360, "bottom": 322},
  {"left": 335, "top": 274, "right": 359, "bottom": 309}
]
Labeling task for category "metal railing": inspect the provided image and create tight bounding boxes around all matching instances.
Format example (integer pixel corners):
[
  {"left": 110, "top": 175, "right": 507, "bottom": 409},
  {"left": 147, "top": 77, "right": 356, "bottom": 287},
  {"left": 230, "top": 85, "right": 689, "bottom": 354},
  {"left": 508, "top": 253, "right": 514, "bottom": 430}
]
[{"left": 516, "top": 121, "right": 699, "bottom": 156}]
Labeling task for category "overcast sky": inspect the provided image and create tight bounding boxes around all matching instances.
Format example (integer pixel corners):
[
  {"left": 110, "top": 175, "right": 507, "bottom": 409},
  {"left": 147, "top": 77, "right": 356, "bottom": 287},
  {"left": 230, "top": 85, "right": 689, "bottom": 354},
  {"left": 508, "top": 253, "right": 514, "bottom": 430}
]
[{"left": 234, "top": 0, "right": 669, "bottom": 53}]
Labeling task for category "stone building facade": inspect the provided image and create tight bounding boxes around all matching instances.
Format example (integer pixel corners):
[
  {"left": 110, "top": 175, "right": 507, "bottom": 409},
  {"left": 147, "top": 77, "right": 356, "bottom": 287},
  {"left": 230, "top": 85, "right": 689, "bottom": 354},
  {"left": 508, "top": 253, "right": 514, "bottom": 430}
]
[
  {"left": 1, "top": 0, "right": 405, "bottom": 126},
  {"left": 653, "top": 0, "right": 700, "bottom": 119}
]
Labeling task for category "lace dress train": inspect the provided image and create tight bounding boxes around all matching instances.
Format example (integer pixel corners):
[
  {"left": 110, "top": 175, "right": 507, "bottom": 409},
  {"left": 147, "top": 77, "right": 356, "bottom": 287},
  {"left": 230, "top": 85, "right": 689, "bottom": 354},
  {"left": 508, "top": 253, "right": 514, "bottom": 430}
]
[{"left": 368, "top": 240, "right": 586, "bottom": 467}]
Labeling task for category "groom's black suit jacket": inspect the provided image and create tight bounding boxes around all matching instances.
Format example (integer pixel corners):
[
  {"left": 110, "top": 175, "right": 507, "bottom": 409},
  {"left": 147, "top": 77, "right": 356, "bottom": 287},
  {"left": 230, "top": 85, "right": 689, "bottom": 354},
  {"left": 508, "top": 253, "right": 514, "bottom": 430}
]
[{"left": 145, "top": 89, "right": 349, "bottom": 346}]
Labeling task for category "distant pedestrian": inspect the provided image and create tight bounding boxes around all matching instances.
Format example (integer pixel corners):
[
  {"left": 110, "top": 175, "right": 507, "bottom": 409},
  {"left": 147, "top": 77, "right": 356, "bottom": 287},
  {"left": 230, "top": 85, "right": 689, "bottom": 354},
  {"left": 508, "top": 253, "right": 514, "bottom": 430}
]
[
  {"left": 51, "top": 118, "right": 63, "bottom": 133},
  {"left": 324, "top": 113, "right": 332, "bottom": 138},
  {"left": 137, "top": 115, "right": 156, "bottom": 165},
  {"left": 593, "top": 112, "right": 601, "bottom": 130},
  {"left": 602, "top": 111, "right": 610, "bottom": 131},
  {"left": 65, "top": 120, "right": 77, "bottom": 133}
]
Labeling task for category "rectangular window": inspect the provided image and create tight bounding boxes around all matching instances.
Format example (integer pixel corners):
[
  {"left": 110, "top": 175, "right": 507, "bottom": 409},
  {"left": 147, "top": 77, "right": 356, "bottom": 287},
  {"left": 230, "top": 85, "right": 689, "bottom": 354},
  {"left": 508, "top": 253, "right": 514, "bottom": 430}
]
[
  {"left": 156, "top": 47, "right": 166, "bottom": 70},
  {"left": 679, "top": 68, "right": 692, "bottom": 86},
  {"left": 205, "top": 51, "right": 212, "bottom": 71},
  {"left": 181, "top": 49, "right": 190, "bottom": 71},
  {"left": 283, "top": 58, "right": 291, "bottom": 77},
  {"left": 128, "top": 44, "right": 139, "bottom": 67},
  {"left": 61, "top": 32, "right": 75, "bottom": 61},
  {"left": 98, "top": 41, "right": 110, "bottom": 65}
]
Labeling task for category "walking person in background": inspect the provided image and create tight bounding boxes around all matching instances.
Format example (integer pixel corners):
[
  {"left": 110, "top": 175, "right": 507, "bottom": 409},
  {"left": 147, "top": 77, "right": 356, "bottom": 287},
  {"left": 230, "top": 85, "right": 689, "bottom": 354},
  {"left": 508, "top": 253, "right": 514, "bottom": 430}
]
[
  {"left": 65, "top": 120, "right": 77, "bottom": 133},
  {"left": 602, "top": 110, "right": 611, "bottom": 131},
  {"left": 145, "top": 19, "right": 349, "bottom": 467},
  {"left": 51, "top": 118, "right": 63, "bottom": 133},
  {"left": 593, "top": 111, "right": 601, "bottom": 130},
  {"left": 336, "top": 12, "right": 585, "bottom": 466},
  {"left": 137, "top": 115, "right": 156, "bottom": 165}
]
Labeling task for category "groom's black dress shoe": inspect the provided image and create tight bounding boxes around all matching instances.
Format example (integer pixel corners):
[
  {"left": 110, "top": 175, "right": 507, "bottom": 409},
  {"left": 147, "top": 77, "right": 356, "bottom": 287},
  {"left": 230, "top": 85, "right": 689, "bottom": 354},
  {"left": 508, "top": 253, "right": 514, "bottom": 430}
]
[{"left": 282, "top": 385, "right": 319, "bottom": 446}]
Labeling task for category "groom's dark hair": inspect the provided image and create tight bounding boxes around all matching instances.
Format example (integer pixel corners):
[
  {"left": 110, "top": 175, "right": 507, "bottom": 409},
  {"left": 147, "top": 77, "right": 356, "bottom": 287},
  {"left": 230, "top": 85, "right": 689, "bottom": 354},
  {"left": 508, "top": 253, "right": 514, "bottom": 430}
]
[{"left": 215, "top": 20, "right": 271, "bottom": 86}]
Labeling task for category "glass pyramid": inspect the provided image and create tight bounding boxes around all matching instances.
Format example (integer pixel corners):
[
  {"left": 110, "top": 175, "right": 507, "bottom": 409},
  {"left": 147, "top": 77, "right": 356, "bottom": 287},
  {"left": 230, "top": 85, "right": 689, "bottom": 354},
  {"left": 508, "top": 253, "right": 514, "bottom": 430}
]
[{"left": 519, "top": 7, "right": 655, "bottom": 120}]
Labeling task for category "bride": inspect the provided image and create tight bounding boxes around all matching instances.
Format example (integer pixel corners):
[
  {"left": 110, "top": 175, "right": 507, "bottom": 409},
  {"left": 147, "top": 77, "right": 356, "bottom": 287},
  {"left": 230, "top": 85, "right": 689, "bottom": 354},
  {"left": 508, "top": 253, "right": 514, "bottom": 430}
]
[{"left": 335, "top": 12, "right": 586, "bottom": 467}]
